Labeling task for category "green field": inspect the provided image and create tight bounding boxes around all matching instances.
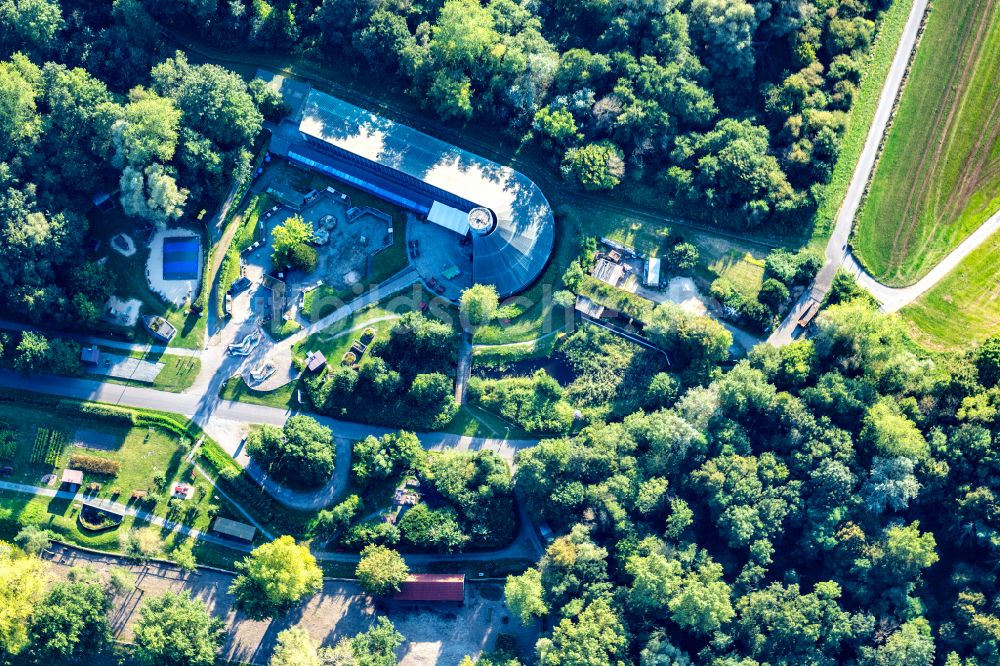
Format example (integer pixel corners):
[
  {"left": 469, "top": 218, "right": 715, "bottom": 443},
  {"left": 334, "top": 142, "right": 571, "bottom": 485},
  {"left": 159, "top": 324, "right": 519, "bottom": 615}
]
[
  {"left": 853, "top": 0, "right": 1000, "bottom": 285},
  {"left": 810, "top": 0, "right": 916, "bottom": 246},
  {"left": 0, "top": 398, "right": 252, "bottom": 569},
  {"left": 901, "top": 229, "right": 1000, "bottom": 349}
]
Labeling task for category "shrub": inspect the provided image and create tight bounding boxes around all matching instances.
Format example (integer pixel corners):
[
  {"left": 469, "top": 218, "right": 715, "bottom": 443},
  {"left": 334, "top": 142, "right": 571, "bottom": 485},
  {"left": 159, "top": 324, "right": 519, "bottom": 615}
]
[
  {"left": 759, "top": 278, "right": 791, "bottom": 311},
  {"left": 57, "top": 401, "right": 136, "bottom": 425},
  {"left": 0, "top": 427, "right": 16, "bottom": 462},
  {"left": 68, "top": 454, "right": 121, "bottom": 477},
  {"left": 343, "top": 519, "right": 401, "bottom": 549},
  {"left": 398, "top": 503, "right": 470, "bottom": 552},
  {"left": 468, "top": 371, "right": 574, "bottom": 435}
]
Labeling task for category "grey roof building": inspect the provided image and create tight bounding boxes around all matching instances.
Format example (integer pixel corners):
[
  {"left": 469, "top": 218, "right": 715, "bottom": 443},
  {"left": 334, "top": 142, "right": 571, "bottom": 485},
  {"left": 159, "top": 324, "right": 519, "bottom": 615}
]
[{"left": 288, "top": 89, "right": 555, "bottom": 297}]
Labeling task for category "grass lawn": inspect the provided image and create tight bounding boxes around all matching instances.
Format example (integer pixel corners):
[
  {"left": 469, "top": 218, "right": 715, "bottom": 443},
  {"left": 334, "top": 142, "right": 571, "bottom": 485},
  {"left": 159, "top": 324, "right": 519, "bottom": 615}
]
[
  {"left": 0, "top": 490, "right": 246, "bottom": 572},
  {"left": 900, "top": 229, "right": 1000, "bottom": 350},
  {"left": 219, "top": 375, "right": 298, "bottom": 410},
  {"left": 214, "top": 193, "right": 273, "bottom": 320},
  {"left": 853, "top": 0, "right": 1000, "bottom": 284},
  {"left": 444, "top": 404, "right": 532, "bottom": 440},
  {"left": 91, "top": 208, "right": 208, "bottom": 349},
  {"left": 219, "top": 296, "right": 429, "bottom": 410},
  {"left": 95, "top": 346, "right": 201, "bottom": 393},
  {"left": 707, "top": 250, "right": 767, "bottom": 299},
  {"left": 0, "top": 399, "right": 252, "bottom": 568}
]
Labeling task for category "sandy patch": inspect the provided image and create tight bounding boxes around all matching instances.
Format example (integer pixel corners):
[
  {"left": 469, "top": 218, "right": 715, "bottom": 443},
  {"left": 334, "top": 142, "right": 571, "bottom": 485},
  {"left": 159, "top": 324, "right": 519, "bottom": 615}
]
[
  {"left": 44, "top": 546, "right": 536, "bottom": 666},
  {"left": 102, "top": 296, "right": 142, "bottom": 327},
  {"left": 111, "top": 233, "right": 136, "bottom": 257},
  {"left": 147, "top": 229, "right": 202, "bottom": 306},
  {"left": 663, "top": 277, "right": 710, "bottom": 315}
]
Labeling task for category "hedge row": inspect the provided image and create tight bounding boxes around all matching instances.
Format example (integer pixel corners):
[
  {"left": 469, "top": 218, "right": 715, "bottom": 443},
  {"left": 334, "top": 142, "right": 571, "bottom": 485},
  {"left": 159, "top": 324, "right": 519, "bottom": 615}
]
[
  {"left": 68, "top": 453, "right": 121, "bottom": 477},
  {"left": 58, "top": 400, "right": 137, "bottom": 425}
]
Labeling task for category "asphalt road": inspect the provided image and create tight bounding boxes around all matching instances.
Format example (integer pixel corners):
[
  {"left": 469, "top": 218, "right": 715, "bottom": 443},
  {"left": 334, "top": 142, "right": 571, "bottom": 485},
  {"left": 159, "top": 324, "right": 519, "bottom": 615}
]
[
  {"left": 769, "top": 0, "right": 932, "bottom": 345},
  {"left": 0, "top": 370, "right": 537, "bottom": 457}
]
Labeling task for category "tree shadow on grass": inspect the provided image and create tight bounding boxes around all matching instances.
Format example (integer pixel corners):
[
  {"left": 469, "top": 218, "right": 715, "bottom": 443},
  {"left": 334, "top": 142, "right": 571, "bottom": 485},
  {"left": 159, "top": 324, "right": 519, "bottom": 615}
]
[{"left": 46, "top": 493, "right": 74, "bottom": 519}]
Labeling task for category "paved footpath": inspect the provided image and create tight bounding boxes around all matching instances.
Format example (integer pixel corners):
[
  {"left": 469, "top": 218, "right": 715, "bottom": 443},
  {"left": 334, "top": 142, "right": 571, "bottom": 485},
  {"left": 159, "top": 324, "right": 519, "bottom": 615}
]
[{"left": 0, "top": 479, "right": 251, "bottom": 551}]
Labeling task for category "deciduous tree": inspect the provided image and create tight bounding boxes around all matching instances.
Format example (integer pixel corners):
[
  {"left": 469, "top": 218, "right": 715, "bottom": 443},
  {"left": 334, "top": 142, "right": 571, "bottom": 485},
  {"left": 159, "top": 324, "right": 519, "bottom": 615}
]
[
  {"left": 230, "top": 536, "right": 323, "bottom": 618},
  {"left": 133, "top": 591, "right": 223, "bottom": 666},
  {"left": 355, "top": 545, "right": 409, "bottom": 596}
]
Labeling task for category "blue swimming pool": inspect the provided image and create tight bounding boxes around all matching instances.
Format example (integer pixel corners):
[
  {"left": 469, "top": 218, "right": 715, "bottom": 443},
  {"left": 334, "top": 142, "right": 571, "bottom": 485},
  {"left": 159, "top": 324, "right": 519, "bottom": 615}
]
[{"left": 162, "top": 236, "right": 201, "bottom": 280}]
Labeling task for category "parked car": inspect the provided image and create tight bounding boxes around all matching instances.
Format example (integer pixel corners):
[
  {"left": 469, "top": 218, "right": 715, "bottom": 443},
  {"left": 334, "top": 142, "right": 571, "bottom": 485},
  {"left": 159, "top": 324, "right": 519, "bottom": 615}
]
[{"left": 231, "top": 276, "right": 252, "bottom": 294}]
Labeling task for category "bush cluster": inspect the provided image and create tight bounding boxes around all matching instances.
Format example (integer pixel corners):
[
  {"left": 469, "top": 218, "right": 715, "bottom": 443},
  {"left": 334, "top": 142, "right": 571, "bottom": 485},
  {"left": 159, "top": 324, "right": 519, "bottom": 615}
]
[{"left": 67, "top": 454, "right": 121, "bottom": 477}]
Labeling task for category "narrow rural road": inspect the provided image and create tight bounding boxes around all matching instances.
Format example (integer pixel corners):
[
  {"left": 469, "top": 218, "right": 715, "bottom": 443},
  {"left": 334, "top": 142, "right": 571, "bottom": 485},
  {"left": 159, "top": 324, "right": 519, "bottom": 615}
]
[
  {"left": 0, "top": 370, "right": 537, "bottom": 457},
  {"left": 769, "top": 0, "right": 932, "bottom": 345},
  {"left": 768, "top": 0, "right": 1000, "bottom": 343},
  {"left": 841, "top": 206, "right": 1000, "bottom": 312}
]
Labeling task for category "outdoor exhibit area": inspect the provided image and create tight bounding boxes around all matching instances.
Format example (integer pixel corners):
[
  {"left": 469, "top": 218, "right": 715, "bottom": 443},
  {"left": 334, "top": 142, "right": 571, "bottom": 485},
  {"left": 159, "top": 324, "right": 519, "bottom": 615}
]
[
  {"left": 853, "top": 0, "right": 1000, "bottom": 285},
  {"left": 225, "top": 163, "right": 397, "bottom": 340},
  {"left": 263, "top": 172, "right": 393, "bottom": 292},
  {"left": 289, "top": 88, "right": 555, "bottom": 298}
]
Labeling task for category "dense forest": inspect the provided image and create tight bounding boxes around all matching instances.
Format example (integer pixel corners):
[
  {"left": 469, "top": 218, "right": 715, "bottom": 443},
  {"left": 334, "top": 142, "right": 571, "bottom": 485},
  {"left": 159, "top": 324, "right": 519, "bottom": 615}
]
[
  {"left": 143, "top": 0, "right": 889, "bottom": 229},
  {"left": 498, "top": 293, "right": 1000, "bottom": 665},
  {"left": 0, "top": 0, "right": 279, "bottom": 327}
]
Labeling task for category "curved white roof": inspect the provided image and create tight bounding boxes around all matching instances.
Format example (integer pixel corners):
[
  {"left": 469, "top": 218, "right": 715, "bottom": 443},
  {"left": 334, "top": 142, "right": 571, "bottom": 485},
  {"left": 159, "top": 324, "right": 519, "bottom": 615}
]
[{"left": 298, "top": 91, "right": 555, "bottom": 297}]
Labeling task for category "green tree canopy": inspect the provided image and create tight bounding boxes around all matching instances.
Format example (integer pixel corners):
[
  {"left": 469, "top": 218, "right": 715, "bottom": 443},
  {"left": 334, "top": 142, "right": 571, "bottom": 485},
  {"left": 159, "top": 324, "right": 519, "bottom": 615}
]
[
  {"left": 246, "top": 416, "right": 335, "bottom": 489},
  {"left": 0, "top": 548, "right": 47, "bottom": 656},
  {"left": 355, "top": 545, "right": 409, "bottom": 596},
  {"left": 460, "top": 283, "right": 500, "bottom": 327},
  {"left": 133, "top": 591, "right": 223, "bottom": 666},
  {"left": 561, "top": 140, "right": 625, "bottom": 190},
  {"left": 230, "top": 536, "right": 323, "bottom": 618},
  {"left": 27, "top": 579, "right": 112, "bottom": 661}
]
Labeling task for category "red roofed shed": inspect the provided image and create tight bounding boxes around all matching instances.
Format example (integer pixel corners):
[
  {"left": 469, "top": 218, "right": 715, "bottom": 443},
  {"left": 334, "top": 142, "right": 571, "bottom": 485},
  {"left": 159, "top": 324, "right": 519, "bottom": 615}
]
[{"left": 393, "top": 574, "right": 465, "bottom": 603}]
